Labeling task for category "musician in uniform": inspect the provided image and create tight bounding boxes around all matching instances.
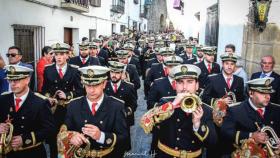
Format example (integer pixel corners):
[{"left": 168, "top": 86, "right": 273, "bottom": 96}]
[
  {"left": 41, "top": 42, "right": 84, "bottom": 157},
  {"left": 140, "top": 64, "right": 217, "bottom": 158},
  {"left": 194, "top": 45, "right": 204, "bottom": 63},
  {"left": 145, "top": 47, "right": 175, "bottom": 99},
  {"left": 105, "top": 61, "right": 137, "bottom": 151},
  {"left": 123, "top": 43, "right": 141, "bottom": 76},
  {"left": 68, "top": 42, "right": 100, "bottom": 67},
  {"left": 180, "top": 43, "right": 197, "bottom": 64},
  {"left": 115, "top": 49, "right": 141, "bottom": 92},
  {"left": 88, "top": 42, "right": 106, "bottom": 66},
  {"left": 0, "top": 65, "right": 55, "bottom": 158},
  {"left": 146, "top": 55, "right": 183, "bottom": 153},
  {"left": 196, "top": 47, "right": 220, "bottom": 89},
  {"left": 58, "top": 65, "right": 128, "bottom": 158},
  {"left": 140, "top": 37, "right": 156, "bottom": 80},
  {"left": 202, "top": 52, "right": 245, "bottom": 106},
  {"left": 221, "top": 77, "right": 280, "bottom": 157}
]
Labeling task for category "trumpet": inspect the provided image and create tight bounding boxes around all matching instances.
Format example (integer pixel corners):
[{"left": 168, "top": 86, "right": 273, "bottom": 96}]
[
  {"left": 0, "top": 122, "right": 14, "bottom": 155},
  {"left": 181, "top": 93, "right": 202, "bottom": 113}
]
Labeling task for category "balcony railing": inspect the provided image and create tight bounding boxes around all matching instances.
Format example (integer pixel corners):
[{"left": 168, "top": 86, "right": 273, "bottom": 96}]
[
  {"left": 111, "top": 4, "right": 124, "bottom": 14},
  {"left": 61, "top": 0, "right": 89, "bottom": 12}
]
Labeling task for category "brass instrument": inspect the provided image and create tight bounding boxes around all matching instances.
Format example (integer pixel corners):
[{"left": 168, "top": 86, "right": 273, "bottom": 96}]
[
  {"left": 180, "top": 93, "right": 202, "bottom": 113},
  {"left": 256, "top": 123, "right": 280, "bottom": 157},
  {"left": 57, "top": 125, "right": 91, "bottom": 158},
  {"left": 0, "top": 116, "right": 14, "bottom": 156},
  {"left": 67, "top": 138, "right": 91, "bottom": 158},
  {"left": 212, "top": 90, "right": 237, "bottom": 126},
  {"left": 232, "top": 138, "right": 268, "bottom": 158}
]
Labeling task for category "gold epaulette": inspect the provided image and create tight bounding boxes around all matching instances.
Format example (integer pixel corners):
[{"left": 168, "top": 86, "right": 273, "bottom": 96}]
[
  {"left": 69, "top": 96, "right": 83, "bottom": 103},
  {"left": 110, "top": 96, "right": 125, "bottom": 104},
  {"left": 1, "top": 91, "right": 12, "bottom": 95},
  {"left": 228, "top": 102, "right": 241, "bottom": 107},
  {"left": 34, "top": 93, "right": 48, "bottom": 100},
  {"left": 44, "top": 63, "right": 54, "bottom": 67},
  {"left": 69, "top": 64, "right": 79, "bottom": 69}
]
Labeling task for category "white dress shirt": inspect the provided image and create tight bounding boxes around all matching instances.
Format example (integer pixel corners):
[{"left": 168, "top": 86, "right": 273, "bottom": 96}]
[
  {"left": 222, "top": 72, "right": 234, "bottom": 87},
  {"left": 13, "top": 89, "right": 29, "bottom": 109},
  {"left": 86, "top": 94, "right": 105, "bottom": 144},
  {"left": 56, "top": 64, "right": 67, "bottom": 75}
]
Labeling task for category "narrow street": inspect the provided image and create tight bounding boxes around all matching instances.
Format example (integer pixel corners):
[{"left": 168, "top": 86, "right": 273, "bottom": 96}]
[{"left": 128, "top": 80, "right": 152, "bottom": 157}]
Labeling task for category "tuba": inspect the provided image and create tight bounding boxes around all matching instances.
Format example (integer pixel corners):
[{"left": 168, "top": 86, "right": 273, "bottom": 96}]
[
  {"left": 180, "top": 93, "right": 202, "bottom": 113},
  {"left": 0, "top": 116, "right": 14, "bottom": 156},
  {"left": 212, "top": 90, "right": 237, "bottom": 126},
  {"left": 57, "top": 125, "right": 91, "bottom": 158}
]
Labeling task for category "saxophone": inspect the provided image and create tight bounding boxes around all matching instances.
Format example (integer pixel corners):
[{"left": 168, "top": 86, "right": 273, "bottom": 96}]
[{"left": 0, "top": 115, "right": 14, "bottom": 156}]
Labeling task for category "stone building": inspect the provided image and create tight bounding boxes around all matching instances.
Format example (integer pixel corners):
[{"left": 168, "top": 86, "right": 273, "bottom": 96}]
[{"left": 146, "top": 0, "right": 168, "bottom": 33}]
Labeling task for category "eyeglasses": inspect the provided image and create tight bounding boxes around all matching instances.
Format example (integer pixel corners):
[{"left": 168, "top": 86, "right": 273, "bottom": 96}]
[{"left": 6, "top": 53, "right": 19, "bottom": 57}]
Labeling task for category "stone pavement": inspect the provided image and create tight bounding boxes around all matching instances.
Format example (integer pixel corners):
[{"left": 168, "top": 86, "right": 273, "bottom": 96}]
[{"left": 126, "top": 80, "right": 153, "bottom": 158}]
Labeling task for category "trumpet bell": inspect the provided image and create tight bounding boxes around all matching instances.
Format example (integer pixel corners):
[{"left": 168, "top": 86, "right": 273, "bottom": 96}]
[{"left": 180, "top": 94, "right": 202, "bottom": 113}]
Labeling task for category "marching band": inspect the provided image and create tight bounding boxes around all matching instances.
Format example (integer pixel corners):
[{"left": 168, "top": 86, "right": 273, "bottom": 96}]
[{"left": 0, "top": 32, "right": 280, "bottom": 158}]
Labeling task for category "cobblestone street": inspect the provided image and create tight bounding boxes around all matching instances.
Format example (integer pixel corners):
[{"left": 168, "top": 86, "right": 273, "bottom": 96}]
[{"left": 128, "top": 80, "right": 152, "bottom": 157}]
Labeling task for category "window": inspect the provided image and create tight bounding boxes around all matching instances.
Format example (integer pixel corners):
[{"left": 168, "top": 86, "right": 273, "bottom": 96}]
[
  {"left": 120, "top": 25, "right": 126, "bottom": 32},
  {"left": 89, "top": 0, "right": 101, "bottom": 7},
  {"left": 89, "top": 29, "right": 97, "bottom": 41},
  {"left": 111, "top": 0, "right": 125, "bottom": 13}
]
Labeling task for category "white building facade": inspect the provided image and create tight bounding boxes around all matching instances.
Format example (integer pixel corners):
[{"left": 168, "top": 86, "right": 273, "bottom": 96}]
[{"left": 0, "top": 0, "right": 147, "bottom": 64}]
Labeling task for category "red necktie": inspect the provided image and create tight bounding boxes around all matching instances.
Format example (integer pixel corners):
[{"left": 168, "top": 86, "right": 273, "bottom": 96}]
[
  {"left": 257, "top": 108, "right": 264, "bottom": 118},
  {"left": 207, "top": 63, "right": 211, "bottom": 73},
  {"left": 59, "top": 68, "right": 63, "bottom": 79},
  {"left": 82, "top": 58, "right": 86, "bottom": 64},
  {"left": 226, "top": 77, "right": 231, "bottom": 89},
  {"left": 171, "top": 80, "right": 176, "bottom": 90},
  {"left": 91, "top": 102, "right": 97, "bottom": 115},
  {"left": 164, "top": 67, "right": 168, "bottom": 76},
  {"left": 113, "top": 84, "right": 118, "bottom": 93},
  {"left": 15, "top": 98, "right": 22, "bottom": 112}
]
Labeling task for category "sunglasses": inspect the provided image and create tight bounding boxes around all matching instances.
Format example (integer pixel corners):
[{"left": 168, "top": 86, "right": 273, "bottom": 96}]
[{"left": 6, "top": 53, "right": 19, "bottom": 57}]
